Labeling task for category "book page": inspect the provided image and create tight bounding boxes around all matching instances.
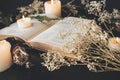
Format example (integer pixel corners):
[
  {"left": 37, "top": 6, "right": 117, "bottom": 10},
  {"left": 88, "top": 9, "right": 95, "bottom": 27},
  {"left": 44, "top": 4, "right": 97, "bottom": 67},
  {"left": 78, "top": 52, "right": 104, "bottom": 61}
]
[
  {"left": 0, "top": 19, "right": 57, "bottom": 41},
  {"left": 29, "top": 17, "right": 95, "bottom": 51}
]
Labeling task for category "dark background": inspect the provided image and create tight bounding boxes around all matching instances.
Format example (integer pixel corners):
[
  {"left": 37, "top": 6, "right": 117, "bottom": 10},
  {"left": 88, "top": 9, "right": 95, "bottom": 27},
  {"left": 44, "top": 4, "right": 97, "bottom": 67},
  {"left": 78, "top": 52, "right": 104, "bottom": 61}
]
[
  {"left": 0, "top": 0, "right": 120, "bottom": 17},
  {"left": 0, "top": 64, "right": 120, "bottom": 80},
  {"left": 0, "top": 0, "right": 120, "bottom": 80}
]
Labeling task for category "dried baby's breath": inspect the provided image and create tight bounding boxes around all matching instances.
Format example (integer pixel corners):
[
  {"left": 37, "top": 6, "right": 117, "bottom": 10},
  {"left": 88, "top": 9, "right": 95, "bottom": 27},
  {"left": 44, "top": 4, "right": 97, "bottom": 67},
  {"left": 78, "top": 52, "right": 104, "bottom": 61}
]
[
  {"left": 17, "top": 0, "right": 44, "bottom": 17},
  {"left": 16, "top": 0, "right": 120, "bottom": 72},
  {"left": 41, "top": 22, "right": 120, "bottom": 72},
  {"left": 41, "top": 51, "right": 77, "bottom": 71},
  {"left": 62, "top": 0, "right": 78, "bottom": 16},
  {"left": 86, "top": 0, "right": 106, "bottom": 16},
  {"left": 41, "top": 17, "right": 120, "bottom": 72}
]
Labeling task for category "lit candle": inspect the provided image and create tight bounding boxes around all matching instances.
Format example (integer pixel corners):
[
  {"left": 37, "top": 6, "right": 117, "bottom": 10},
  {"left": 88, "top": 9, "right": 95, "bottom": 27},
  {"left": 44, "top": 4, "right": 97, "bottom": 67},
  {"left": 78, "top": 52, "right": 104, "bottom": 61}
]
[
  {"left": 108, "top": 37, "right": 120, "bottom": 52},
  {"left": 51, "top": 0, "right": 54, "bottom": 4},
  {"left": 0, "top": 40, "right": 12, "bottom": 72},
  {"left": 17, "top": 16, "right": 33, "bottom": 28},
  {"left": 44, "top": 0, "right": 61, "bottom": 18}
]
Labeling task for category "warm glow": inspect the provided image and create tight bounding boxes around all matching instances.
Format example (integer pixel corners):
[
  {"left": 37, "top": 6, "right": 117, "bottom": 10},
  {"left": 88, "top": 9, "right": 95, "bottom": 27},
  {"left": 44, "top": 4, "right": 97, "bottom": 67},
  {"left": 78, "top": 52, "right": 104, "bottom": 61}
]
[
  {"left": 22, "top": 15, "right": 25, "bottom": 20},
  {"left": 51, "top": 0, "right": 54, "bottom": 4},
  {"left": 116, "top": 37, "right": 120, "bottom": 43},
  {"left": 17, "top": 16, "right": 32, "bottom": 28}
]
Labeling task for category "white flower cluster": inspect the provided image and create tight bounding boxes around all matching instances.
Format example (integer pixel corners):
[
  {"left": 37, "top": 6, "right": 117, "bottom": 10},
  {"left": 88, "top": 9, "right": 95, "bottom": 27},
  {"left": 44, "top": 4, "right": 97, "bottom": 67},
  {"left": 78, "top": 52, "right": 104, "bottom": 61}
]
[
  {"left": 86, "top": 0, "right": 106, "bottom": 16},
  {"left": 18, "top": 0, "right": 44, "bottom": 16}
]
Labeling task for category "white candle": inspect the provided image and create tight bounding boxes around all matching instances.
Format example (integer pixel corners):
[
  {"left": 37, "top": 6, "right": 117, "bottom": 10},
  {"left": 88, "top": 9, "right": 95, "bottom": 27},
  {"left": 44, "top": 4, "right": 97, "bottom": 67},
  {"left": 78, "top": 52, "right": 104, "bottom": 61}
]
[
  {"left": 0, "top": 40, "right": 12, "bottom": 72},
  {"left": 17, "top": 16, "right": 33, "bottom": 28},
  {"left": 108, "top": 37, "right": 120, "bottom": 52},
  {"left": 51, "top": 0, "right": 54, "bottom": 4},
  {"left": 44, "top": 0, "right": 61, "bottom": 18}
]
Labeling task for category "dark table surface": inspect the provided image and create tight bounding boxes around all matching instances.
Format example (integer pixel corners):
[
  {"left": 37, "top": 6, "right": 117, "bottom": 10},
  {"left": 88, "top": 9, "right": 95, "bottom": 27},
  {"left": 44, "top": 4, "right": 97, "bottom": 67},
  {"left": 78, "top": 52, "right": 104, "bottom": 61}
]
[{"left": 0, "top": 64, "right": 120, "bottom": 80}]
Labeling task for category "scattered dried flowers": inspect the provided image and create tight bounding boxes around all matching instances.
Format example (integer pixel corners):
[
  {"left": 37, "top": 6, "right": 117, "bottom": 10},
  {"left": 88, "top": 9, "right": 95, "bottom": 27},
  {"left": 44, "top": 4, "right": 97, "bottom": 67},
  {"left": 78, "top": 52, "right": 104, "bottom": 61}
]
[
  {"left": 15, "top": 0, "right": 120, "bottom": 72},
  {"left": 16, "top": 0, "right": 44, "bottom": 19},
  {"left": 84, "top": 0, "right": 120, "bottom": 35},
  {"left": 40, "top": 17, "right": 119, "bottom": 72}
]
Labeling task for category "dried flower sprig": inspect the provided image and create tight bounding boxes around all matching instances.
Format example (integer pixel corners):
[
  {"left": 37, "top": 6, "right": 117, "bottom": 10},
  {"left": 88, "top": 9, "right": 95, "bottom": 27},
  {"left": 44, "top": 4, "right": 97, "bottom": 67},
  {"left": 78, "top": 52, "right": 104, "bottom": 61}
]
[
  {"left": 41, "top": 17, "right": 120, "bottom": 72},
  {"left": 41, "top": 51, "right": 77, "bottom": 71},
  {"left": 62, "top": 0, "right": 78, "bottom": 16},
  {"left": 86, "top": 0, "right": 106, "bottom": 16},
  {"left": 77, "top": 31, "right": 120, "bottom": 72},
  {"left": 12, "top": 46, "right": 33, "bottom": 68},
  {"left": 41, "top": 18, "right": 120, "bottom": 72},
  {"left": 85, "top": 0, "right": 120, "bottom": 35},
  {"left": 18, "top": 0, "right": 44, "bottom": 15},
  {"left": 16, "top": 0, "right": 44, "bottom": 19}
]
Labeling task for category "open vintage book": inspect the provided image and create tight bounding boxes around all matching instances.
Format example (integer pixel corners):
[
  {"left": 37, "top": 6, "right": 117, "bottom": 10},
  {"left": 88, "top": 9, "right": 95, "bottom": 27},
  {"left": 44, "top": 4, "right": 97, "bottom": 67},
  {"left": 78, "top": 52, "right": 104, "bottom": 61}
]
[{"left": 0, "top": 17, "right": 101, "bottom": 53}]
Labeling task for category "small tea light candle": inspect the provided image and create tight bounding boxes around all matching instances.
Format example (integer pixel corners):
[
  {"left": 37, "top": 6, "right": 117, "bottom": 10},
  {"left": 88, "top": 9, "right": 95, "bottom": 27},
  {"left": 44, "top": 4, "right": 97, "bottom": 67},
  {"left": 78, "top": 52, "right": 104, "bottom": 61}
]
[
  {"left": 0, "top": 40, "right": 12, "bottom": 72},
  {"left": 44, "top": 0, "right": 61, "bottom": 18},
  {"left": 108, "top": 37, "right": 120, "bottom": 52},
  {"left": 17, "top": 16, "right": 32, "bottom": 28}
]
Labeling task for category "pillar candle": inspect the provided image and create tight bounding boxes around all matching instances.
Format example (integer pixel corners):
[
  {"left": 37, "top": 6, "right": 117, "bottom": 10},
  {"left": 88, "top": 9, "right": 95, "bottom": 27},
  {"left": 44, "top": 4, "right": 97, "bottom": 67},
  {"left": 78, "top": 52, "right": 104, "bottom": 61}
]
[
  {"left": 0, "top": 40, "right": 12, "bottom": 72},
  {"left": 44, "top": 0, "right": 61, "bottom": 18}
]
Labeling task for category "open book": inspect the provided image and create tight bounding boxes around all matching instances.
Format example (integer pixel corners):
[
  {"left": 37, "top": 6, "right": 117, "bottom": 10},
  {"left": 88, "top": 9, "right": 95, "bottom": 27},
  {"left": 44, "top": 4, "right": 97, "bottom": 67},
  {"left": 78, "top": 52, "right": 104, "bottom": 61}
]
[{"left": 0, "top": 17, "right": 101, "bottom": 53}]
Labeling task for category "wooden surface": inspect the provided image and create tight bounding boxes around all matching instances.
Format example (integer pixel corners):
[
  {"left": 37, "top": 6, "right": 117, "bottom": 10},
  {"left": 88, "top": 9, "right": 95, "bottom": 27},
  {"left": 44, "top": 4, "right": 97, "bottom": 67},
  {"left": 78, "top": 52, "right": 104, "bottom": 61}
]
[{"left": 0, "top": 64, "right": 120, "bottom": 80}]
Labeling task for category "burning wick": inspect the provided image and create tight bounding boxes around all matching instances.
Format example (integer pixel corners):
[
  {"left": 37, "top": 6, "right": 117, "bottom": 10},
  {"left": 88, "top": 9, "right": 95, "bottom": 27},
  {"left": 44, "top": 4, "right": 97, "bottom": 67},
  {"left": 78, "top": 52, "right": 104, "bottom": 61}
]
[
  {"left": 116, "top": 37, "right": 120, "bottom": 43},
  {"left": 22, "top": 15, "right": 25, "bottom": 20}
]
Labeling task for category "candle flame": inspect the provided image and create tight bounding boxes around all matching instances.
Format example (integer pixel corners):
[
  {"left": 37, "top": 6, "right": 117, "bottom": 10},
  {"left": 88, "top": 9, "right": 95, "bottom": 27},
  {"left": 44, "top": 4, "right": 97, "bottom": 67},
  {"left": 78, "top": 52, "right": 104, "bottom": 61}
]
[
  {"left": 116, "top": 37, "right": 120, "bottom": 43},
  {"left": 51, "top": 0, "right": 54, "bottom": 4},
  {"left": 22, "top": 15, "right": 25, "bottom": 20}
]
